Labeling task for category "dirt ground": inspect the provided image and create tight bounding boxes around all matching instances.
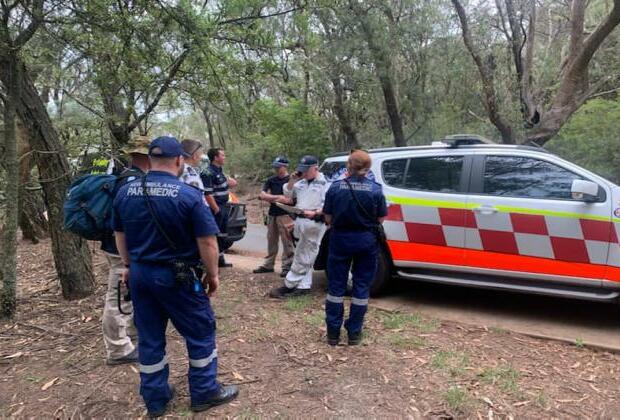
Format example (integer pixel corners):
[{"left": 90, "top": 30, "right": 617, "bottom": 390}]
[{"left": 2, "top": 239, "right": 620, "bottom": 419}]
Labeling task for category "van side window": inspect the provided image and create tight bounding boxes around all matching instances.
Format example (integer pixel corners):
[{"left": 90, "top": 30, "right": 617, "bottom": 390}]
[
  {"left": 382, "top": 159, "right": 408, "bottom": 187},
  {"left": 403, "top": 156, "right": 464, "bottom": 193},
  {"left": 483, "top": 156, "right": 586, "bottom": 200}
]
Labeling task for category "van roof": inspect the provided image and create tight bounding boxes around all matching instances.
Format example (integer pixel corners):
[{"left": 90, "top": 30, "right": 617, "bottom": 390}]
[{"left": 326, "top": 143, "right": 551, "bottom": 159}]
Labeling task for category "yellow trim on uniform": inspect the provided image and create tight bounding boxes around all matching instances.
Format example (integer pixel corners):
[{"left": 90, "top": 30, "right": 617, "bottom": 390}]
[{"left": 386, "top": 195, "right": 614, "bottom": 223}]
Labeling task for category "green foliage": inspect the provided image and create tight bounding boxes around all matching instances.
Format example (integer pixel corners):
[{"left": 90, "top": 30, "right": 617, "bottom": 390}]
[
  {"left": 443, "top": 386, "right": 473, "bottom": 412},
  {"left": 231, "top": 99, "right": 332, "bottom": 176},
  {"left": 548, "top": 99, "right": 620, "bottom": 184},
  {"left": 480, "top": 364, "right": 521, "bottom": 396}
]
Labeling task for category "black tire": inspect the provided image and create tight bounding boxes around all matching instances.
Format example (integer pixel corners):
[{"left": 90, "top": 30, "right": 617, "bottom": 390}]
[
  {"left": 369, "top": 248, "right": 391, "bottom": 297},
  {"left": 219, "top": 238, "right": 234, "bottom": 252}
]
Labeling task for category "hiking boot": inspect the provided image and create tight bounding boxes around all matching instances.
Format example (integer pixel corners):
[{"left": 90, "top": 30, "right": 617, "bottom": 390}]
[
  {"left": 148, "top": 385, "right": 176, "bottom": 418},
  {"left": 269, "top": 286, "right": 311, "bottom": 299},
  {"left": 348, "top": 331, "right": 363, "bottom": 346},
  {"left": 327, "top": 330, "right": 340, "bottom": 346},
  {"left": 218, "top": 257, "right": 232, "bottom": 268},
  {"left": 106, "top": 349, "right": 139, "bottom": 366},
  {"left": 253, "top": 267, "right": 274, "bottom": 274},
  {"left": 191, "top": 384, "right": 239, "bottom": 413}
]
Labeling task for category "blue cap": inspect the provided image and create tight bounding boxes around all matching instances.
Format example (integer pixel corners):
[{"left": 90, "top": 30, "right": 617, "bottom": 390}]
[
  {"left": 272, "top": 155, "right": 289, "bottom": 168},
  {"left": 149, "top": 136, "right": 190, "bottom": 158},
  {"left": 296, "top": 155, "right": 319, "bottom": 172}
]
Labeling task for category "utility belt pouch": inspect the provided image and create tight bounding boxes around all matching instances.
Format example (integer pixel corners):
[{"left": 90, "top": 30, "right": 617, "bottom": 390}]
[
  {"left": 172, "top": 261, "right": 204, "bottom": 286},
  {"left": 172, "top": 261, "right": 193, "bottom": 285}
]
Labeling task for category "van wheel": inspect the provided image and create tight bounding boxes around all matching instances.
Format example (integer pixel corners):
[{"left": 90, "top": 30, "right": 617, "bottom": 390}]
[{"left": 370, "top": 249, "right": 391, "bottom": 297}]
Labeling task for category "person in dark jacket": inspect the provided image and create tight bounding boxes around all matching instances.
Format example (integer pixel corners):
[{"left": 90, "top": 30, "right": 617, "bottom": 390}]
[
  {"left": 253, "top": 156, "right": 295, "bottom": 277},
  {"left": 322, "top": 150, "right": 387, "bottom": 346}
]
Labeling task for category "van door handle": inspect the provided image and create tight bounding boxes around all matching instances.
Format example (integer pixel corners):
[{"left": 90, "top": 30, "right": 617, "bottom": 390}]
[{"left": 473, "top": 205, "right": 498, "bottom": 215}]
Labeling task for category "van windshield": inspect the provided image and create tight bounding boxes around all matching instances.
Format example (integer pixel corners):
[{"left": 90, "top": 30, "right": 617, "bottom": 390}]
[{"left": 320, "top": 161, "right": 347, "bottom": 182}]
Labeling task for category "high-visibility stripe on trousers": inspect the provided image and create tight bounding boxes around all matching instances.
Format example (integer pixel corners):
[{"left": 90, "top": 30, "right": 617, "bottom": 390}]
[
  {"left": 130, "top": 262, "right": 220, "bottom": 413},
  {"left": 325, "top": 230, "right": 378, "bottom": 335}
]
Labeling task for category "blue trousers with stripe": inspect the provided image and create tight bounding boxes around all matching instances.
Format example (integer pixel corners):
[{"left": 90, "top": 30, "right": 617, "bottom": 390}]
[
  {"left": 325, "top": 230, "right": 378, "bottom": 335},
  {"left": 129, "top": 263, "right": 220, "bottom": 412}
]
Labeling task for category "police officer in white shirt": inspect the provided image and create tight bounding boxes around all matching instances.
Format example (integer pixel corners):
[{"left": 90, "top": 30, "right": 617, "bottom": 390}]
[
  {"left": 269, "top": 155, "right": 329, "bottom": 298},
  {"left": 180, "top": 139, "right": 205, "bottom": 191}
]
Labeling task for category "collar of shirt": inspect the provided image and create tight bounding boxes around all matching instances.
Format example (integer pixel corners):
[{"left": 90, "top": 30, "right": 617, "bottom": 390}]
[
  {"left": 129, "top": 165, "right": 145, "bottom": 174},
  {"left": 209, "top": 164, "right": 223, "bottom": 174},
  {"left": 347, "top": 175, "right": 366, "bottom": 182},
  {"left": 147, "top": 170, "right": 177, "bottom": 179}
]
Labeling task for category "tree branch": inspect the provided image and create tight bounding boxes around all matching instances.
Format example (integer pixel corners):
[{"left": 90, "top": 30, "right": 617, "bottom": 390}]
[
  {"left": 567, "top": 0, "right": 586, "bottom": 57},
  {"left": 578, "top": 0, "right": 620, "bottom": 67},
  {"left": 217, "top": 5, "right": 304, "bottom": 26},
  {"left": 451, "top": 0, "right": 514, "bottom": 143},
  {"left": 128, "top": 48, "right": 190, "bottom": 132},
  {"left": 62, "top": 89, "right": 105, "bottom": 119},
  {"left": 14, "top": 0, "right": 44, "bottom": 48}
]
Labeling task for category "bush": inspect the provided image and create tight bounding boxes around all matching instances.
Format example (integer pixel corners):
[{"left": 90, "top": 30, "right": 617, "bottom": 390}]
[
  {"left": 229, "top": 100, "right": 332, "bottom": 179},
  {"left": 548, "top": 98, "right": 620, "bottom": 184}
]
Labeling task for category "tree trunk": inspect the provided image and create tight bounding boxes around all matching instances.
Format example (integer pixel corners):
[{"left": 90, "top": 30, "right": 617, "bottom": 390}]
[
  {"left": 1, "top": 59, "right": 19, "bottom": 319},
  {"left": 0, "top": 52, "right": 95, "bottom": 300},
  {"left": 352, "top": 3, "right": 406, "bottom": 147},
  {"left": 452, "top": 0, "right": 516, "bottom": 143},
  {"left": 377, "top": 74, "right": 406, "bottom": 147},
  {"left": 201, "top": 103, "right": 216, "bottom": 149},
  {"left": 331, "top": 77, "right": 359, "bottom": 150},
  {"left": 17, "top": 117, "right": 46, "bottom": 243}
]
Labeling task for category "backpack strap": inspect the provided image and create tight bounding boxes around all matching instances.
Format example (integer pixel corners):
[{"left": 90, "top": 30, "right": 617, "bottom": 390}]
[
  {"left": 141, "top": 175, "right": 178, "bottom": 251},
  {"left": 343, "top": 178, "right": 376, "bottom": 224}
]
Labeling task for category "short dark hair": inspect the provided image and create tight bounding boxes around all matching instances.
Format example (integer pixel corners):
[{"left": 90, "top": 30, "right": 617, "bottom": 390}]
[
  {"left": 207, "top": 148, "right": 224, "bottom": 161},
  {"left": 181, "top": 139, "right": 203, "bottom": 156}
]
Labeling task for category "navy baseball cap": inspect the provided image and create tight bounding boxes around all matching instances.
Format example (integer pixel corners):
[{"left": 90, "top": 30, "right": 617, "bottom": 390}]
[
  {"left": 272, "top": 155, "right": 289, "bottom": 168},
  {"left": 148, "top": 136, "right": 190, "bottom": 158},
  {"left": 296, "top": 155, "right": 319, "bottom": 172}
]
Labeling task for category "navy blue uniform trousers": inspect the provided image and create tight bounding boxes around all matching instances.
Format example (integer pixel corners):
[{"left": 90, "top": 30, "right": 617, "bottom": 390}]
[
  {"left": 213, "top": 204, "right": 230, "bottom": 249},
  {"left": 130, "top": 262, "right": 219, "bottom": 412},
  {"left": 325, "top": 230, "right": 379, "bottom": 334}
]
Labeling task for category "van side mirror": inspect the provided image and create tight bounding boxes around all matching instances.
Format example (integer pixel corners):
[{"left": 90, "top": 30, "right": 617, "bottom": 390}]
[{"left": 571, "top": 179, "right": 599, "bottom": 202}]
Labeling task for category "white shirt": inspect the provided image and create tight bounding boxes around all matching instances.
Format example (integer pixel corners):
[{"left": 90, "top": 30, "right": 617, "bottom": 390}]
[
  {"left": 180, "top": 163, "right": 205, "bottom": 191},
  {"left": 284, "top": 172, "right": 328, "bottom": 210}
]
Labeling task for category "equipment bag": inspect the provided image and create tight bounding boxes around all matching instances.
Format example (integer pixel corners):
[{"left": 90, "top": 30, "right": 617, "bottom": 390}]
[{"left": 63, "top": 171, "right": 137, "bottom": 240}]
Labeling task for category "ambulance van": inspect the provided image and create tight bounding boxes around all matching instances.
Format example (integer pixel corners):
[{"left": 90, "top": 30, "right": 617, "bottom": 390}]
[{"left": 318, "top": 135, "right": 620, "bottom": 302}]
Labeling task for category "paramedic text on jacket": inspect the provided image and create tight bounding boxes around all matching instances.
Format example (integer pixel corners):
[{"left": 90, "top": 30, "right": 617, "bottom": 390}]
[
  {"left": 323, "top": 150, "right": 387, "bottom": 345},
  {"left": 111, "top": 136, "right": 238, "bottom": 417}
]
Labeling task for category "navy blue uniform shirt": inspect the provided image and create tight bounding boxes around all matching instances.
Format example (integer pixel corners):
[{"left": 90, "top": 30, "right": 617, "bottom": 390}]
[
  {"left": 323, "top": 175, "right": 387, "bottom": 231},
  {"left": 263, "top": 175, "right": 290, "bottom": 216},
  {"left": 112, "top": 171, "right": 219, "bottom": 264},
  {"left": 201, "top": 164, "right": 229, "bottom": 205}
]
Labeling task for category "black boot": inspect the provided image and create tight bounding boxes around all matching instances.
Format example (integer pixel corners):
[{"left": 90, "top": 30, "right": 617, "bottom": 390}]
[
  {"left": 147, "top": 385, "right": 176, "bottom": 418},
  {"left": 191, "top": 384, "right": 239, "bottom": 412},
  {"left": 348, "top": 330, "right": 363, "bottom": 346},
  {"left": 253, "top": 266, "right": 274, "bottom": 274},
  {"left": 218, "top": 256, "right": 232, "bottom": 268},
  {"left": 268, "top": 286, "right": 311, "bottom": 299},
  {"left": 327, "top": 330, "right": 340, "bottom": 346}
]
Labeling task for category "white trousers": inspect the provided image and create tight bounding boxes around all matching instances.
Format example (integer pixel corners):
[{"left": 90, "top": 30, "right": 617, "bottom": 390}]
[{"left": 284, "top": 218, "right": 327, "bottom": 290}]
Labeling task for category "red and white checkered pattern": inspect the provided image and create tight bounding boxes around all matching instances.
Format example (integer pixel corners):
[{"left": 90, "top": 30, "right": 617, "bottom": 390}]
[{"left": 383, "top": 204, "right": 620, "bottom": 267}]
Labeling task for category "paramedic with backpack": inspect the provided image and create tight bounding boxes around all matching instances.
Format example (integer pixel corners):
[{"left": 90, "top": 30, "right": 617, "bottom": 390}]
[
  {"left": 112, "top": 136, "right": 238, "bottom": 416},
  {"left": 100, "top": 136, "right": 150, "bottom": 365},
  {"left": 323, "top": 150, "right": 387, "bottom": 346}
]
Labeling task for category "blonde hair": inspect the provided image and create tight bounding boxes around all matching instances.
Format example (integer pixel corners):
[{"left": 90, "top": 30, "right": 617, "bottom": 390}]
[{"left": 347, "top": 150, "right": 372, "bottom": 176}]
